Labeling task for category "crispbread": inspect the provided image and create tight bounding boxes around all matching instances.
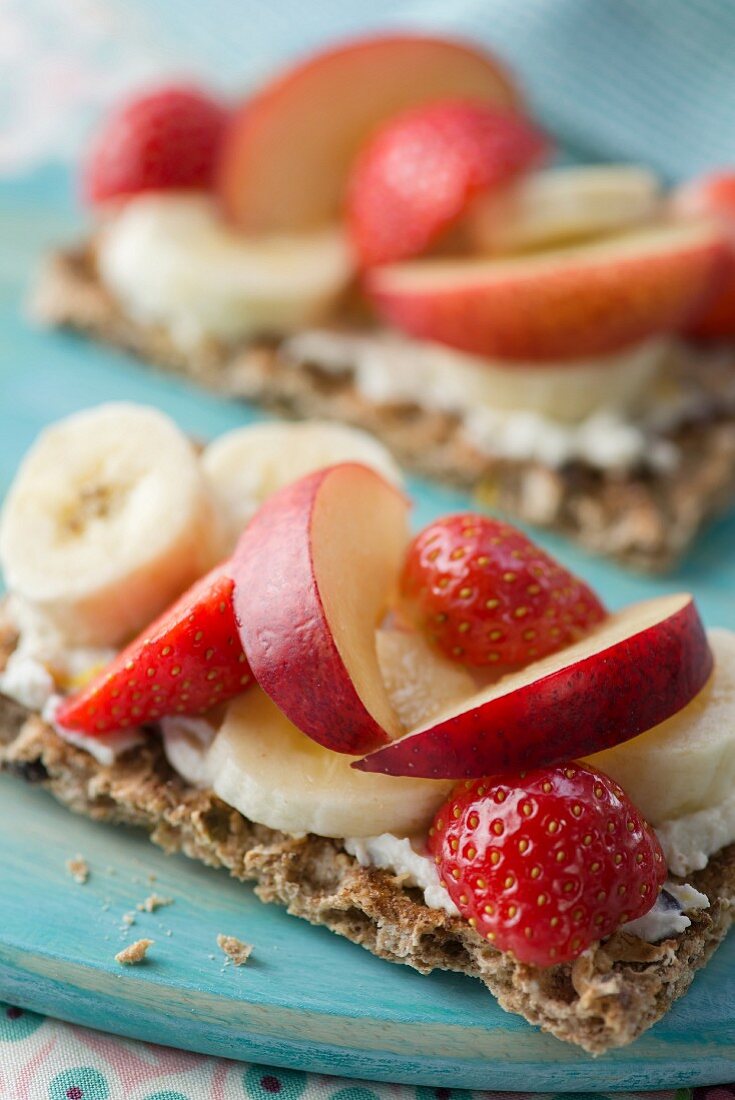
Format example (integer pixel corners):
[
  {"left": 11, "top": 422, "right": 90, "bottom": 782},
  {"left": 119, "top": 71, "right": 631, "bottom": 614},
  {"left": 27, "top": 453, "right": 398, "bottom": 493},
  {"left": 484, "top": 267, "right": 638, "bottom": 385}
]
[
  {"left": 31, "top": 245, "right": 735, "bottom": 572},
  {"left": 0, "top": 611, "right": 732, "bottom": 1056}
]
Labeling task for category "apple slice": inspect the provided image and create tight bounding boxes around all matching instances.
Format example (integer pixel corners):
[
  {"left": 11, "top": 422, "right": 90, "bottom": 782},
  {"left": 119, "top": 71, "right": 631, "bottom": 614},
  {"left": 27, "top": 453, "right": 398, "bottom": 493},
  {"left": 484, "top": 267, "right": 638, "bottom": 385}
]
[
  {"left": 218, "top": 34, "right": 519, "bottom": 233},
  {"left": 232, "top": 463, "right": 410, "bottom": 754},
  {"left": 673, "top": 172, "right": 735, "bottom": 340},
  {"left": 355, "top": 594, "right": 712, "bottom": 778},
  {"left": 366, "top": 221, "right": 729, "bottom": 361}
]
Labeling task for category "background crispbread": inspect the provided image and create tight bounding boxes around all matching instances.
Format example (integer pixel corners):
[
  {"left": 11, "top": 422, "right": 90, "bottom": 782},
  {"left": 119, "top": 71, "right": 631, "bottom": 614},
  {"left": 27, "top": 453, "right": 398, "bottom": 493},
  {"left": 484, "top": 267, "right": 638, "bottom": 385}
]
[
  {"left": 31, "top": 246, "right": 735, "bottom": 573},
  {"left": 0, "top": 611, "right": 732, "bottom": 1056}
]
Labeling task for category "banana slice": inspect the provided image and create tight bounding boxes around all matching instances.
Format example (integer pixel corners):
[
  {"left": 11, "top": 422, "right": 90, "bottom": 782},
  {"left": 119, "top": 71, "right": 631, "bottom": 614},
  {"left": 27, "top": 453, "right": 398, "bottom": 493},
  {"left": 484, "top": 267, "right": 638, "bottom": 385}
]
[
  {"left": 586, "top": 628, "right": 735, "bottom": 825},
  {"left": 201, "top": 420, "right": 403, "bottom": 553},
  {"left": 209, "top": 691, "right": 453, "bottom": 839},
  {"left": 0, "top": 403, "right": 217, "bottom": 647},
  {"left": 97, "top": 195, "right": 353, "bottom": 348},
  {"left": 375, "top": 628, "right": 475, "bottom": 731},
  {"left": 208, "top": 629, "right": 472, "bottom": 837},
  {"left": 468, "top": 166, "right": 662, "bottom": 254}
]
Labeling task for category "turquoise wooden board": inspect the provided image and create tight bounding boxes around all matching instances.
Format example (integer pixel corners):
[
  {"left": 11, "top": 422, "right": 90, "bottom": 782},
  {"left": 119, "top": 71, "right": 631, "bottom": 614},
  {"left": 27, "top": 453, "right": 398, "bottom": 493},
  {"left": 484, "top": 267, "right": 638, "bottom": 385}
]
[{"left": 0, "top": 170, "right": 734, "bottom": 1090}]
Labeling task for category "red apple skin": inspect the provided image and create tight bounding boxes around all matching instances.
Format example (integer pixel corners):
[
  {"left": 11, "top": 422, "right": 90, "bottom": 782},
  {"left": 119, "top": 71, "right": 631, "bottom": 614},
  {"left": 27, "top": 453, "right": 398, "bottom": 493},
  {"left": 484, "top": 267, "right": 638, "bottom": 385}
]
[
  {"left": 232, "top": 464, "right": 408, "bottom": 755},
  {"left": 218, "top": 34, "right": 520, "bottom": 233},
  {"left": 354, "top": 596, "right": 713, "bottom": 778},
  {"left": 674, "top": 173, "right": 735, "bottom": 340},
  {"left": 365, "top": 225, "right": 729, "bottom": 361}
]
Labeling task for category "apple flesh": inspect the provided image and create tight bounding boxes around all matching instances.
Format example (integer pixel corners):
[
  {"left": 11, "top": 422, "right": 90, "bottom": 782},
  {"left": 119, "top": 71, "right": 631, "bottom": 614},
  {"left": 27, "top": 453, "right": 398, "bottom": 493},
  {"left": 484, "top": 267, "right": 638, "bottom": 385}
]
[
  {"left": 366, "top": 221, "right": 729, "bottom": 361},
  {"left": 354, "top": 593, "right": 712, "bottom": 778},
  {"left": 218, "top": 34, "right": 519, "bottom": 233},
  {"left": 232, "top": 463, "right": 409, "bottom": 754}
]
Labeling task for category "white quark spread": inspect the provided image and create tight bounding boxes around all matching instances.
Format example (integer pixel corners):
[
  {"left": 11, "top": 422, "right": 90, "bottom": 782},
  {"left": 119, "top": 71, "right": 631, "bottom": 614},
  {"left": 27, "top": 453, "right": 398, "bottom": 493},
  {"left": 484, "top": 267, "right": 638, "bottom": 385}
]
[
  {"left": 657, "top": 791, "right": 735, "bottom": 877},
  {"left": 0, "top": 598, "right": 116, "bottom": 711},
  {"left": 41, "top": 694, "right": 144, "bottom": 766},
  {"left": 283, "top": 330, "right": 713, "bottom": 474},
  {"left": 343, "top": 833, "right": 459, "bottom": 915},
  {"left": 619, "top": 882, "right": 710, "bottom": 941},
  {"left": 0, "top": 599, "right": 142, "bottom": 764}
]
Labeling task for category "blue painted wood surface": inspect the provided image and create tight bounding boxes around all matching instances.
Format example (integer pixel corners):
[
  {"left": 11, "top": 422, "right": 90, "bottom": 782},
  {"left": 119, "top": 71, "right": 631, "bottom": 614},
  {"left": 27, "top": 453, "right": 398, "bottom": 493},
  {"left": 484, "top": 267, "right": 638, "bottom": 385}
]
[{"left": 0, "top": 171, "right": 733, "bottom": 1090}]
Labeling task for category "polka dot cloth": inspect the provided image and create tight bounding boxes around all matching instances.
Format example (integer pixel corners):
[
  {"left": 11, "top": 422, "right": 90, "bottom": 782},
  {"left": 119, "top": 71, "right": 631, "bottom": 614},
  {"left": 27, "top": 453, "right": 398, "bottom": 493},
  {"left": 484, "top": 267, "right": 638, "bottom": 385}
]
[
  {"left": 0, "top": 1003, "right": 732, "bottom": 1099},
  {"left": 49, "top": 1066, "right": 109, "bottom": 1100}
]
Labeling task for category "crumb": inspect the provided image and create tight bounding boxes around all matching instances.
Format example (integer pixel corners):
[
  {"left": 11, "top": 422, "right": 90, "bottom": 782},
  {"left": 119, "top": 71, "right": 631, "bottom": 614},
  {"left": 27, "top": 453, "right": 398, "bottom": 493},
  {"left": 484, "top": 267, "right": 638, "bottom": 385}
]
[
  {"left": 66, "top": 855, "right": 89, "bottom": 885},
  {"left": 121, "top": 912, "right": 136, "bottom": 927},
  {"left": 147, "top": 872, "right": 157, "bottom": 883},
  {"left": 115, "top": 939, "right": 153, "bottom": 965},
  {"left": 216, "top": 934, "right": 253, "bottom": 966},
  {"left": 101, "top": 903, "right": 110, "bottom": 913},
  {"left": 136, "top": 893, "right": 173, "bottom": 913},
  {"left": 165, "top": 929, "right": 172, "bottom": 937}
]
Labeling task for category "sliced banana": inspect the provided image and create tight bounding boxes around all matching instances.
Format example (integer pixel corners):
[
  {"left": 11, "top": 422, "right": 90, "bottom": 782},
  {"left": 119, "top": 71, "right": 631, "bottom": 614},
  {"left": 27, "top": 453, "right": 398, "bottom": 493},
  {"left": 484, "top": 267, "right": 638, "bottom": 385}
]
[
  {"left": 209, "top": 690, "right": 454, "bottom": 838},
  {"left": 468, "top": 166, "right": 662, "bottom": 255},
  {"left": 97, "top": 195, "right": 353, "bottom": 349},
  {"left": 375, "top": 628, "right": 475, "bottom": 731},
  {"left": 586, "top": 628, "right": 735, "bottom": 825},
  {"left": 201, "top": 420, "right": 403, "bottom": 553},
  {"left": 0, "top": 403, "right": 217, "bottom": 647},
  {"left": 207, "top": 628, "right": 471, "bottom": 837}
]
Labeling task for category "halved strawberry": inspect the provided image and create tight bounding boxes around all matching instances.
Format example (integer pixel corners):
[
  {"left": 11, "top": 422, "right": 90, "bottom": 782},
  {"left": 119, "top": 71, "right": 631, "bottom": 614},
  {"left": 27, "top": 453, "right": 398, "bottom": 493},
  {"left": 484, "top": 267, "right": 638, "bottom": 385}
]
[
  {"left": 429, "top": 764, "right": 666, "bottom": 966},
  {"left": 346, "top": 99, "right": 548, "bottom": 267},
  {"left": 83, "top": 84, "right": 228, "bottom": 205},
  {"left": 400, "top": 514, "right": 606, "bottom": 668},
  {"left": 55, "top": 563, "right": 252, "bottom": 735}
]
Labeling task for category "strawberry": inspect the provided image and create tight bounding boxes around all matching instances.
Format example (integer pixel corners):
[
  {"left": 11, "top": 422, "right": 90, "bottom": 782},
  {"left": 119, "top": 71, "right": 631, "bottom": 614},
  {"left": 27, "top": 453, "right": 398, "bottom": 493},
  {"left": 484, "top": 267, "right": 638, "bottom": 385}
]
[
  {"left": 429, "top": 764, "right": 666, "bottom": 967},
  {"left": 83, "top": 85, "right": 228, "bottom": 205},
  {"left": 346, "top": 99, "right": 548, "bottom": 267},
  {"left": 400, "top": 514, "right": 606, "bottom": 667},
  {"left": 55, "top": 563, "right": 252, "bottom": 735}
]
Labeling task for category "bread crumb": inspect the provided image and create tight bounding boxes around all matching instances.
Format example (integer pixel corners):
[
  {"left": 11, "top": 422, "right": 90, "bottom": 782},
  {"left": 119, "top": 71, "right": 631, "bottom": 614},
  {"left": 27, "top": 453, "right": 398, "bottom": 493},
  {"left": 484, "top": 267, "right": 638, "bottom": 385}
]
[
  {"left": 136, "top": 893, "right": 173, "bottom": 913},
  {"left": 217, "top": 934, "right": 253, "bottom": 966},
  {"left": 115, "top": 939, "right": 153, "bottom": 965},
  {"left": 121, "top": 911, "right": 136, "bottom": 927},
  {"left": 66, "top": 855, "right": 89, "bottom": 884}
]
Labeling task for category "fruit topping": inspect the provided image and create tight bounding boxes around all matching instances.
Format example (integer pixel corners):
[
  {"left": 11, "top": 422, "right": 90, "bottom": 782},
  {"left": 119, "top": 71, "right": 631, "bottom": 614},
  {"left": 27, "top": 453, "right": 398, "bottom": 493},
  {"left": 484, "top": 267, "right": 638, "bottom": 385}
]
[
  {"left": 0, "top": 403, "right": 216, "bottom": 647},
  {"left": 673, "top": 171, "right": 735, "bottom": 340},
  {"left": 209, "top": 687, "right": 453, "bottom": 839},
  {"left": 218, "top": 33, "right": 519, "bottom": 233},
  {"left": 347, "top": 99, "right": 547, "bottom": 267},
  {"left": 232, "top": 463, "right": 410, "bottom": 754},
  {"left": 356, "top": 593, "right": 713, "bottom": 777},
  {"left": 399, "top": 513, "right": 605, "bottom": 667},
  {"left": 586, "top": 626, "right": 735, "bottom": 827},
  {"left": 84, "top": 85, "right": 228, "bottom": 205},
  {"left": 365, "top": 221, "right": 729, "bottom": 361},
  {"left": 429, "top": 763, "right": 666, "bottom": 966},
  {"left": 466, "top": 165, "right": 661, "bottom": 255},
  {"left": 201, "top": 420, "right": 401, "bottom": 555},
  {"left": 55, "top": 562, "right": 252, "bottom": 734}
]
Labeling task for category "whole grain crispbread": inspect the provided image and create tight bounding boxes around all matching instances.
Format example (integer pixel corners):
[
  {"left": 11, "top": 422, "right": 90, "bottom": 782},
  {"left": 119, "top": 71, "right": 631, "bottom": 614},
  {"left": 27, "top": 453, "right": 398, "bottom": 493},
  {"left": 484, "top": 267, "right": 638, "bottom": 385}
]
[
  {"left": 0, "top": 612, "right": 732, "bottom": 1055},
  {"left": 31, "top": 244, "right": 735, "bottom": 573}
]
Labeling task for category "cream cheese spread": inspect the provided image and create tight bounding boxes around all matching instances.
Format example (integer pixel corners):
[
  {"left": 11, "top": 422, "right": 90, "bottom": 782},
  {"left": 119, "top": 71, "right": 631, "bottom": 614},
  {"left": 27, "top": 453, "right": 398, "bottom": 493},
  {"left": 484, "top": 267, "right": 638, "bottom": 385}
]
[
  {"left": 283, "top": 330, "right": 690, "bottom": 473},
  {"left": 657, "top": 792, "right": 735, "bottom": 876},
  {"left": 343, "top": 833, "right": 458, "bottom": 915}
]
